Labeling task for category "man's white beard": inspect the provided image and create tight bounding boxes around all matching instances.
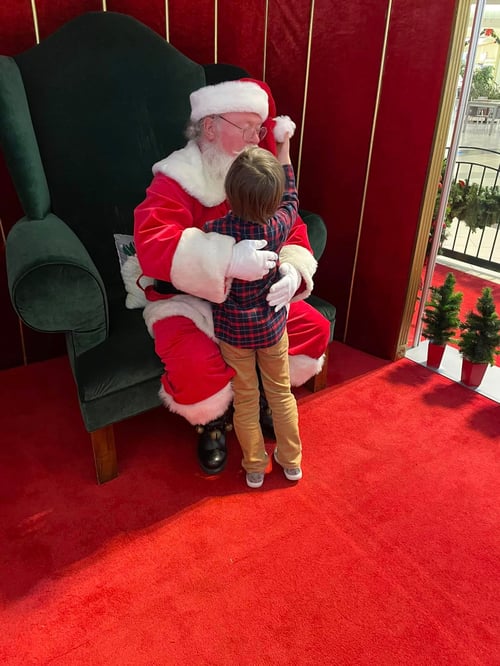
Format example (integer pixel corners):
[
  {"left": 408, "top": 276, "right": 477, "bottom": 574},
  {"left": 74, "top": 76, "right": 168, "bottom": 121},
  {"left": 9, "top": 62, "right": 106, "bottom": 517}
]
[{"left": 200, "top": 143, "right": 237, "bottom": 199}]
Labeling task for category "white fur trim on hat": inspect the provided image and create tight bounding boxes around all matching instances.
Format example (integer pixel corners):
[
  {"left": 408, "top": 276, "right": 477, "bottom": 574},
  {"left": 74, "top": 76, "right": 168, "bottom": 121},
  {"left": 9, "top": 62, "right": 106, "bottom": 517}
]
[
  {"left": 273, "top": 115, "right": 296, "bottom": 142},
  {"left": 190, "top": 81, "right": 268, "bottom": 122}
]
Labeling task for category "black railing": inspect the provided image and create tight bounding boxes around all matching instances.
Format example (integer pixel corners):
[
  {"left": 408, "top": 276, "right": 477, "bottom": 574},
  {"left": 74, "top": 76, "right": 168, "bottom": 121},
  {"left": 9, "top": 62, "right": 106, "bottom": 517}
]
[{"left": 439, "top": 146, "right": 500, "bottom": 272}]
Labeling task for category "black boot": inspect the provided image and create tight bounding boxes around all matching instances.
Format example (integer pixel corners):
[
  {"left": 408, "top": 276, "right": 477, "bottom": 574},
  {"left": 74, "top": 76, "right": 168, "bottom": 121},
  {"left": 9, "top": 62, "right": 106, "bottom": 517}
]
[
  {"left": 196, "top": 412, "right": 232, "bottom": 474},
  {"left": 259, "top": 392, "right": 276, "bottom": 441}
]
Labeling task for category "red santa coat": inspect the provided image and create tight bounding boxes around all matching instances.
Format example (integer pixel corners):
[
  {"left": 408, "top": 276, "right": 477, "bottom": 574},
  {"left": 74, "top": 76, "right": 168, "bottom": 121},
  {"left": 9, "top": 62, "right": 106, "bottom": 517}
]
[{"left": 134, "top": 140, "right": 330, "bottom": 425}]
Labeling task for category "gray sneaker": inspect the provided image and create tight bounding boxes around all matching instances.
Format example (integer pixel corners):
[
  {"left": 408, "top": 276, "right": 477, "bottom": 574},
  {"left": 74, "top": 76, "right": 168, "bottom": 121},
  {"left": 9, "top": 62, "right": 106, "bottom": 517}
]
[
  {"left": 283, "top": 466, "right": 302, "bottom": 481},
  {"left": 246, "top": 472, "right": 265, "bottom": 488},
  {"left": 274, "top": 449, "right": 302, "bottom": 481}
]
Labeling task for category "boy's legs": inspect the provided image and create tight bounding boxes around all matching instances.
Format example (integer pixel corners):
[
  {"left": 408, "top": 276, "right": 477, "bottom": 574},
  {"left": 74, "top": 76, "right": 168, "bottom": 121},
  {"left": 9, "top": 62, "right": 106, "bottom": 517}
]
[
  {"left": 218, "top": 341, "right": 268, "bottom": 474},
  {"left": 257, "top": 332, "right": 302, "bottom": 468}
]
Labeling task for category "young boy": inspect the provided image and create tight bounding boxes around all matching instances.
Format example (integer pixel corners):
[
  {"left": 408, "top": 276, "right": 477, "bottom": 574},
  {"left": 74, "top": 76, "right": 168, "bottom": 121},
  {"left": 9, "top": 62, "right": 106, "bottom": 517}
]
[{"left": 203, "top": 138, "right": 303, "bottom": 488}]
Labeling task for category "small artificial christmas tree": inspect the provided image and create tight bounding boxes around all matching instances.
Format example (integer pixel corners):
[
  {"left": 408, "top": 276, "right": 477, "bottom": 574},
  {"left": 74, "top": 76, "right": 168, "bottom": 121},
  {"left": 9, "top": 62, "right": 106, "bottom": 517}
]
[
  {"left": 422, "top": 272, "right": 463, "bottom": 345},
  {"left": 458, "top": 287, "right": 500, "bottom": 365}
]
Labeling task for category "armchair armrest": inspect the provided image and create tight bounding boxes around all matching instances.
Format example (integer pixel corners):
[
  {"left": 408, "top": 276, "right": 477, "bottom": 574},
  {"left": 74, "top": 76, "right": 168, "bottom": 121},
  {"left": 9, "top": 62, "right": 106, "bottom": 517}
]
[{"left": 6, "top": 213, "right": 108, "bottom": 355}]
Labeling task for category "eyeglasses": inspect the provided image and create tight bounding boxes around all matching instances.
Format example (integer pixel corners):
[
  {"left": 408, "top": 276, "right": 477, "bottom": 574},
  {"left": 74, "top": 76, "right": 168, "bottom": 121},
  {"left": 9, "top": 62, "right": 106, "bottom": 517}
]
[{"left": 217, "top": 115, "right": 267, "bottom": 142}]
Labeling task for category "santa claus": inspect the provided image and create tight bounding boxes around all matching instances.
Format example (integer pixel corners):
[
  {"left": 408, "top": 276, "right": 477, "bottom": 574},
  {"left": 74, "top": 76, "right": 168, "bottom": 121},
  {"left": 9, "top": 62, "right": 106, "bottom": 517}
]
[{"left": 134, "top": 78, "right": 330, "bottom": 474}]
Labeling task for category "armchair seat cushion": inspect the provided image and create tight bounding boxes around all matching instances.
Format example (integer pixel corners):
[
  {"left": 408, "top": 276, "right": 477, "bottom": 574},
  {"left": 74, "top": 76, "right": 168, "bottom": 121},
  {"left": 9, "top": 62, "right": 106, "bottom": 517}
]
[{"left": 75, "top": 300, "right": 162, "bottom": 431}]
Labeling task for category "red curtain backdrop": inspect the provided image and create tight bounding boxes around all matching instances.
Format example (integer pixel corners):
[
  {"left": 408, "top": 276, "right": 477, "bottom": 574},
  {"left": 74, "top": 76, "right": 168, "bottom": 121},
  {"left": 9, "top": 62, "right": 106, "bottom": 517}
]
[
  {"left": 0, "top": 0, "right": 459, "bottom": 369},
  {"left": 0, "top": 0, "right": 36, "bottom": 54},
  {"left": 345, "top": 0, "right": 457, "bottom": 358},
  {"left": 168, "top": 0, "right": 216, "bottom": 65},
  {"left": 218, "top": 0, "right": 267, "bottom": 79},
  {"left": 299, "top": 0, "right": 390, "bottom": 339},
  {"left": 264, "top": 0, "right": 312, "bottom": 172}
]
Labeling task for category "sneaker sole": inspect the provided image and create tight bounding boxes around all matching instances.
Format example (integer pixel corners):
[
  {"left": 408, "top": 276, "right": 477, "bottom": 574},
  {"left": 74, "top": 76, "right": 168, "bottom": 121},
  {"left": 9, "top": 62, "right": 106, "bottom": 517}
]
[
  {"left": 246, "top": 478, "right": 264, "bottom": 488},
  {"left": 284, "top": 469, "right": 302, "bottom": 481}
]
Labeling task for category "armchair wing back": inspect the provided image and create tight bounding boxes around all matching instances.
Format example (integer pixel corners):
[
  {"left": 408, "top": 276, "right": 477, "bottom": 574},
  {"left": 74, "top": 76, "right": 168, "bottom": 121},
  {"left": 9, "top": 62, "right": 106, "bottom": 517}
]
[{"left": 4, "top": 11, "right": 204, "bottom": 302}]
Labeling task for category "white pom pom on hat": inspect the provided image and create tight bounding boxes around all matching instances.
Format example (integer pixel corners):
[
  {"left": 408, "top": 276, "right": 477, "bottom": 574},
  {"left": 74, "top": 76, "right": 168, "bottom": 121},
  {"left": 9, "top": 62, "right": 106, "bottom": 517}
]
[
  {"left": 190, "top": 80, "right": 269, "bottom": 122},
  {"left": 273, "top": 115, "right": 296, "bottom": 142}
]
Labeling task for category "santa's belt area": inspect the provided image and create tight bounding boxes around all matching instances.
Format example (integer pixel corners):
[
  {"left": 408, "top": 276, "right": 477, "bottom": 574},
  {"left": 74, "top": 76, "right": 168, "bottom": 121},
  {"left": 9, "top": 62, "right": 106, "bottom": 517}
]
[{"left": 154, "top": 279, "right": 184, "bottom": 296}]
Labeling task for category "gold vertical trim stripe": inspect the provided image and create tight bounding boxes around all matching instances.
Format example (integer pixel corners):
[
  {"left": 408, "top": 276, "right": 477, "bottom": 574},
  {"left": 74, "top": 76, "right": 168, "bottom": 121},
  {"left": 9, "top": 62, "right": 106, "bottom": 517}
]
[
  {"left": 214, "top": 0, "right": 218, "bottom": 63},
  {"left": 30, "top": 0, "right": 40, "bottom": 44},
  {"left": 102, "top": 0, "right": 107, "bottom": 11},
  {"left": 296, "top": 0, "right": 315, "bottom": 190},
  {"left": 342, "top": 0, "right": 393, "bottom": 343},
  {"left": 262, "top": 0, "right": 269, "bottom": 81},
  {"left": 165, "top": 0, "right": 170, "bottom": 41},
  {"left": 396, "top": 0, "right": 473, "bottom": 357}
]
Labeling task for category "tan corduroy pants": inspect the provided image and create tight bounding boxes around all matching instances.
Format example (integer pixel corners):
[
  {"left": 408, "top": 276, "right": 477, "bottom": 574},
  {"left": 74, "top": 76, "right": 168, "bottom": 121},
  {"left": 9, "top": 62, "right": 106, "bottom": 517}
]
[{"left": 219, "top": 332, "right": 302, "bottom": 473}]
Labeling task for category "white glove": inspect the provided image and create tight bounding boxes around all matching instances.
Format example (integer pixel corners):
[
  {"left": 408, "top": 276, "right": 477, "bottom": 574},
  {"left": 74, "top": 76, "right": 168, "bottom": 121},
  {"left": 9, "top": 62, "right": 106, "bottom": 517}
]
[
  {"left": 266, "top": 262, "right": 301, "bottom": 312},
  {"left": 227, "top": 239, "right": 278, "bottom": 281}
]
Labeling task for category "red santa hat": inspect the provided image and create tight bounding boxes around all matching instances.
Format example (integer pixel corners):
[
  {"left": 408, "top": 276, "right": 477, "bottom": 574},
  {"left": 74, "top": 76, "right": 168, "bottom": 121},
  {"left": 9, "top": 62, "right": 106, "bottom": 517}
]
[
  {"left": 240, "top": 78, "right": 296, "bottom": 156},
  {"left": 190, "top": 80, "right": 268, "bottom": 122},
  {"left": 190, "top": 78, "right": 296, "bottom": 157}
]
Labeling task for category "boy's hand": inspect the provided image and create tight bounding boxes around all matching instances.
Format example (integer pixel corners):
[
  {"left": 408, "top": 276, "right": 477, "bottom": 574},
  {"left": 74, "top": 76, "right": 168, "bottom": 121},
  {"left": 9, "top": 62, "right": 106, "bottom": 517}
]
[{"left": 276, "top": 132, "right": 291, "bottom": 165}]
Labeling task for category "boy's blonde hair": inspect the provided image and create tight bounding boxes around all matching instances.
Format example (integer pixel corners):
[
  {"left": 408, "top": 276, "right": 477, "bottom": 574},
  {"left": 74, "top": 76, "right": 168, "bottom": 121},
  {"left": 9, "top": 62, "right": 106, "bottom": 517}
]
[{"left": 224, "top": 146, "right": 285, "bottom": 225}]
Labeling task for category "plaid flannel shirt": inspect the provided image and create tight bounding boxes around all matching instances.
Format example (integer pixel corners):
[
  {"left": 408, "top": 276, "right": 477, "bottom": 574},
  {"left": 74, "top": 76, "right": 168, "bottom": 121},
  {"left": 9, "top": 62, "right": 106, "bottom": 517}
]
[{"left": 203, "top": 164, "right": 298, "bottom": 349}]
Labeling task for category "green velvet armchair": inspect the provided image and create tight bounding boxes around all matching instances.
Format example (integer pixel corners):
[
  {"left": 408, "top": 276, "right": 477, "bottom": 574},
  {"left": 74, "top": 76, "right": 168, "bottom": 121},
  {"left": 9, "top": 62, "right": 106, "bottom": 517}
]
[{"left": 0, "top": 11, "right": 335, "bottom": 483}]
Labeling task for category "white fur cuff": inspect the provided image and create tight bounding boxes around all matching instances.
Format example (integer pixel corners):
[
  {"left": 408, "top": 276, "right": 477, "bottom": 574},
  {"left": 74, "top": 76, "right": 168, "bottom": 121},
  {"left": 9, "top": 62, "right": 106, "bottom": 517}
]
[
  {"left": 279, "top": 244, "right": 317, "bottom": 300},
  {"left": 143, "top": 295, "right": 216, "bottom": 341}
]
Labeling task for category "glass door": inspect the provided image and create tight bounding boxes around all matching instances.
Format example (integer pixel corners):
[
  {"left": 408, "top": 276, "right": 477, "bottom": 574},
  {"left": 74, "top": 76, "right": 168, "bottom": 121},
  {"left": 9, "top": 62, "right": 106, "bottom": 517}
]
[{"left": 406, "top": 0, "right": 500, "bottom": 402}]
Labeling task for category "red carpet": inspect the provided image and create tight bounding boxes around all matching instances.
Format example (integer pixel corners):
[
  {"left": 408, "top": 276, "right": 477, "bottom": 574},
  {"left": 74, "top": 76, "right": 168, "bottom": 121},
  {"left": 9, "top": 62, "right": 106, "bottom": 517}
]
[
  {"left": 413, "top": 261, "right": 500, "bottom": 367},
  {"left": 1, "top": 352, "right": 499, "bottom": 664}
]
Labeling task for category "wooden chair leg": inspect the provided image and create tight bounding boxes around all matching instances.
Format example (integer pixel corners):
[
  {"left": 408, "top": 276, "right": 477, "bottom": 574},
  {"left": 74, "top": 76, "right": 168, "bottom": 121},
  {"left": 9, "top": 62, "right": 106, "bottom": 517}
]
[
  {"left": 90, "top": 424, "right": 118, "bottom": 484},
  {"left": 305, "top": 346, "right": 330, "bottom": 393}
]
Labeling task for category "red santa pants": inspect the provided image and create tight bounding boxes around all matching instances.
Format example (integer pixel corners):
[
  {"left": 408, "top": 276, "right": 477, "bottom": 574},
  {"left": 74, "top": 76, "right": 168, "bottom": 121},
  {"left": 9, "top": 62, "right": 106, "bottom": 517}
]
[{"left": 152, "top": 300, "right": 330, "bottom": 423}]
